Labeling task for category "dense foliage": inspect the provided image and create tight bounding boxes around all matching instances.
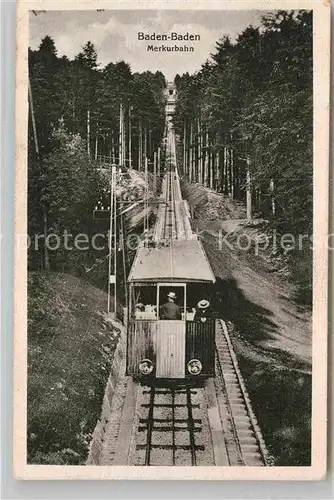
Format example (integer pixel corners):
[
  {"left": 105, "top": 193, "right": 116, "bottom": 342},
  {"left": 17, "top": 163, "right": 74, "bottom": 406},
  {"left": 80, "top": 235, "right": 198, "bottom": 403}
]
[
  {"left": 173, "top": 10, "right": 313, "bottom": 304},
  {"left": 28, "top": 37, "right": 166, "bottom": 275}
]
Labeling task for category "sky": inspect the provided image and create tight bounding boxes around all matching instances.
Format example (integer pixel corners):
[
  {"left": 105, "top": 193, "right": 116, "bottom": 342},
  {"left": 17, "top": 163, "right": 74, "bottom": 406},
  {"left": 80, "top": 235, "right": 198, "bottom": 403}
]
[{"left": 29, "top": 10, "right": 270, "bottom": 80}]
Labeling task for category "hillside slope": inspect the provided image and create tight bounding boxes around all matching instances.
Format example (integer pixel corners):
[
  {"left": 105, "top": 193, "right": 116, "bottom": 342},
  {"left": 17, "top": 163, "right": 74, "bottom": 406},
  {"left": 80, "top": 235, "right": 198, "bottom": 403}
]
[{"left": 28, "top": 272, "right": 122, "bottom": 464}]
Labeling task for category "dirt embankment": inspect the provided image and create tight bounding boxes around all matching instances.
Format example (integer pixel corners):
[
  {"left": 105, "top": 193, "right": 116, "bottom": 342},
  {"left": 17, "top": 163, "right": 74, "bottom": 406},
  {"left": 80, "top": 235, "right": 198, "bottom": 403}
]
[
  {"left": 181, "top": 180, "right": 312, "bottom": 370},
  {"left": 182, "top": 180, "right": 312, "bottom": 465}
]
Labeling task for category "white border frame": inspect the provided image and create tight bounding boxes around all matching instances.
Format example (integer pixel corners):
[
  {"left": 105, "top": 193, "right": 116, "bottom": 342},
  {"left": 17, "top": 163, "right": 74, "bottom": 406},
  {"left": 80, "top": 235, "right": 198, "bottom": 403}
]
[{"left": 14, "top": 0, "right": 330, "bottom": 480}]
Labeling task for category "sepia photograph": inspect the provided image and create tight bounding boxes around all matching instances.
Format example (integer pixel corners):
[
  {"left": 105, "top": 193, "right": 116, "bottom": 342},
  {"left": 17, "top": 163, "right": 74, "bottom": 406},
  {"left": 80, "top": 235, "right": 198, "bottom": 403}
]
[{"left": 14, "top": 0, "right": 329, "bottom": 480}]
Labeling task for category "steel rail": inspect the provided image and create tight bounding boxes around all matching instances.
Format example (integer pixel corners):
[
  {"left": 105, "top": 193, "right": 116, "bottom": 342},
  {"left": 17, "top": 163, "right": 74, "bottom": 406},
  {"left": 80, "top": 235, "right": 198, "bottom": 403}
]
[
  {"left": 171, "top": 389, "right": 176, "bottom": 465},
  {"left": 218, "top": 320, "right": 270, "bottom": 466},
  {"left": 144, "top": 387, "right": 156, "bottom": 466},
  {"left": 186, "top": 388, "right": 197, "bottom": 466}
]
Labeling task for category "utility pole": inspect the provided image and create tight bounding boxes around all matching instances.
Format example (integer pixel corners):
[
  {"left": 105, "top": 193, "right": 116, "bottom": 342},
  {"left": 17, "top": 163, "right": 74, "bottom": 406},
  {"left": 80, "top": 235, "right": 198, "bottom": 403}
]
[
  {"left": 144, "top": 157, "right": 149, "bottom": 235},
  {"left": 107, "top": 164, "right": 117, "bottom": 316},
  {"left": 120, "top": 211, "right": 128, "bottom": 316},
  {"left": 110, "top": 130, "right": 116, "bottom": 163},
  {"left": 122, "top": 104, "right": 126, "bottom": 167},
  {"left": 113, "top": 165, "right": 117, "bottom": 315},
  {"left": 119, "top": 101, "right": 123, "bottom": 168},
  {"left": 128, "top": 106, "right": 132, "bottom": 170},
  {"left": 157, "top": 146, "right": 161, "bottom": 177}
]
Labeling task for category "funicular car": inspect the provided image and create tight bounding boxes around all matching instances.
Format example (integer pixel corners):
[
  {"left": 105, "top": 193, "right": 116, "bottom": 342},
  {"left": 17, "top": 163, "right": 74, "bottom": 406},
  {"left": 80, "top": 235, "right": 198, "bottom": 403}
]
[{"left": 126, "top": 238, "right": 216, "bottom": 382}]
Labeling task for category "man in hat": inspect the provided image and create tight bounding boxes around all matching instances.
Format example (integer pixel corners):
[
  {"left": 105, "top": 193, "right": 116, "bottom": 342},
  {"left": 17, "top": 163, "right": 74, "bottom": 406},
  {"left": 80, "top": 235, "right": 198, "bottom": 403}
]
[
  {"left": 194, "top": 299, "right": 213, "bottom": 322},
  {"left": 159, "top": 291, "right": 181, "bottom": 320}
]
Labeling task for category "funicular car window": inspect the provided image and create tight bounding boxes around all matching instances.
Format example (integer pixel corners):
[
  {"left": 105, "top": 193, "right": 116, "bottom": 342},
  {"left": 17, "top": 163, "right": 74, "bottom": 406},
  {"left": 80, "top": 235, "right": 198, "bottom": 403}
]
[
  {"left": 132, "top": 284, "right": 157, "bottom": 320},
  {"left": 158, "top": 285, "right": 185, "bottom": 320},
  {"left": 186, "top": 283, "right": 213, "bottom": 321}
]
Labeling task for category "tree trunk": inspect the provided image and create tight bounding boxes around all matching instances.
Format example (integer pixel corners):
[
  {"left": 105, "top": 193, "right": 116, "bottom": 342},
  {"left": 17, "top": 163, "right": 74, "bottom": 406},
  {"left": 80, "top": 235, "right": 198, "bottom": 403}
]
[
  {"left": 223, "top": 145, "right": 227, "bottom": 193},
  {"left": 215, "top": 147, "right": 220, "bottom": 192},
  {"left": 270, "top": 178, "right": 276, "bottom": 215},
  {"left": 227, "top": 147, "right": 231, "bottom": 196},
  {"left": 230, "top": 147, "right": 234, "bottom": 199},
  {"left": 197, "top": 119, "right": 202, "bottom": 184},
  {"left": 153, "top": 151, "right": 157, "bottom": 194},
  {"left": 112, "top": 131, "right": 116, "bottom": 163},
  {"left": 144, "top": 127, "right": 147, "bottom": 161},
  {"left": 204, "top": 131, "right": 209, "bottom": 187},
  {"left": 246, "top": 156, "right": 252, "bottom": 220},
  {"left": 95, "top": 123, "right": 98, "bottom": 161},
  {"left": 148, "top": 128, "right": 152, "bottom": 159},
  {"left": 128, "top": 107, "right": 132, "bottom": 169},
  {"left": 43, "top": 207, "right": 50, "bottom": 271},
  {"left": 138, "top": 119, "right": 142, "bottom": 171},
  {"left": 183, "top": 121, "right": 187, "bottom": 177},
  {"left": 87, "top": 109, "right": 91, "bottom": 159}
]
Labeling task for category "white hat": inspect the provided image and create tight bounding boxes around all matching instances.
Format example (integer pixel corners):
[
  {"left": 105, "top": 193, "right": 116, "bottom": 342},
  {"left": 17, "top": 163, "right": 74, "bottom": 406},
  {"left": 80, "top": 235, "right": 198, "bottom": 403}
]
[
  {"left": 197, "top": 299, "right": 210, "bottom": 309},
  {"left": 167, "top": 291, "right": 177, "bottom": 299}
]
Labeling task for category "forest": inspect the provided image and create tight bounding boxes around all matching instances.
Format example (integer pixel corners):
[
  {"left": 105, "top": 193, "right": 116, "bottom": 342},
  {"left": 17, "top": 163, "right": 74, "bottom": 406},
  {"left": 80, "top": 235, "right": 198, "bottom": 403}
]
[
  {"left": 173, "top": 10, "right": 313, "bottom": 304},
  {"left": 28, "top": 36, "right": 166, "bottom": 277},
  {"left": 28, "top": 9, "right": 313, "bottom": 304}
]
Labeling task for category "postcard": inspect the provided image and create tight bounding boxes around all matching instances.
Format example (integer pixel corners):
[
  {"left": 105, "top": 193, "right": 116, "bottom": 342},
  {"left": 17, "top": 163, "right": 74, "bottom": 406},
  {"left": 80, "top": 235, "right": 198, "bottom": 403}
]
[{"left": 14, "top": 0, "right": 330, "bottom": 480}]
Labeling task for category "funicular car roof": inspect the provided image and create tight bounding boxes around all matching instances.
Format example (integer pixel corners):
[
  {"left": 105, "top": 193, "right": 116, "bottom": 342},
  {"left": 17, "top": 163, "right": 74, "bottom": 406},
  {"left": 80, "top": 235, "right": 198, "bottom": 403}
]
[{"left": 128, "top": 238, "right": 216, "bottom": 283}]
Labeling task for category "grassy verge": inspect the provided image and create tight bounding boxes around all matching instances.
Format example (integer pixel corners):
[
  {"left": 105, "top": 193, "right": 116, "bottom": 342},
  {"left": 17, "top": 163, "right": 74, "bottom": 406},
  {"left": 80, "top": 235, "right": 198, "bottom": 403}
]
[{"left": 27, "top": 272, "right": 121, "bottom": 465}]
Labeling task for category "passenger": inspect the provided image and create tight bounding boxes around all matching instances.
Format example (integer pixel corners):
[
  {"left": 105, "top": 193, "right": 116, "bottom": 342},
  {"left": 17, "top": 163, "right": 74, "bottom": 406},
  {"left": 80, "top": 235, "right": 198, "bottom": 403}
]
[
  {"left": 134, "top": 303, "right": 144, "bottom": 319},
  {"left": 194, "top": 299, "right": 213, "bottom": 323},
  {"left": 159, "top": 292, "right": 181, "bottom": 320}
]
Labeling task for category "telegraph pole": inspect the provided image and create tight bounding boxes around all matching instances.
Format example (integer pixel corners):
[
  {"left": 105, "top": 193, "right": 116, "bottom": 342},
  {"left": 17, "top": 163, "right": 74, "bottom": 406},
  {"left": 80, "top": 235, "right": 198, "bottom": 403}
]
[
  {"left": 144, "top": 157, "right": 149, "bottom": 235},
  {"left": 128, "top": 106, "right": 132, "bottom": 170},
  {"left": 113, "top": 165, "right": 117, "bottom": 316},
  {"left": 107, "top": 164, "right": 117, "bottom": 315},
  {"left": 119, "top": 101, "right": 123, "bottom": 168},
  {"left": 157, "top": 146, "right": 161, "bottom": 178}
]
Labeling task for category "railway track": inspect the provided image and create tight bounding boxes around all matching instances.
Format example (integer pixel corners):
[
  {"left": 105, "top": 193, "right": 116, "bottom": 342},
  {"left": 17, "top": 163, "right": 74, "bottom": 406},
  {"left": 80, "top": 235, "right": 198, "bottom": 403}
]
[
  {"left": 135, "top": 387, "right": 205, "bottom": 466},
  {"left": 93, "top": 96, "right": 270, "bottom": 467},
  {"left": 99, "top": 319, "right": 269, "bottom": 466}
]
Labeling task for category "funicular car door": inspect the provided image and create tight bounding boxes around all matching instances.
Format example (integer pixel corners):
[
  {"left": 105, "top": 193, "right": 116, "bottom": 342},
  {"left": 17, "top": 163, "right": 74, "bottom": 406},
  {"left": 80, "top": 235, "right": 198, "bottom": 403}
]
[{"left": 156, "top": 283, "right": 186, "bottom": 378}]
